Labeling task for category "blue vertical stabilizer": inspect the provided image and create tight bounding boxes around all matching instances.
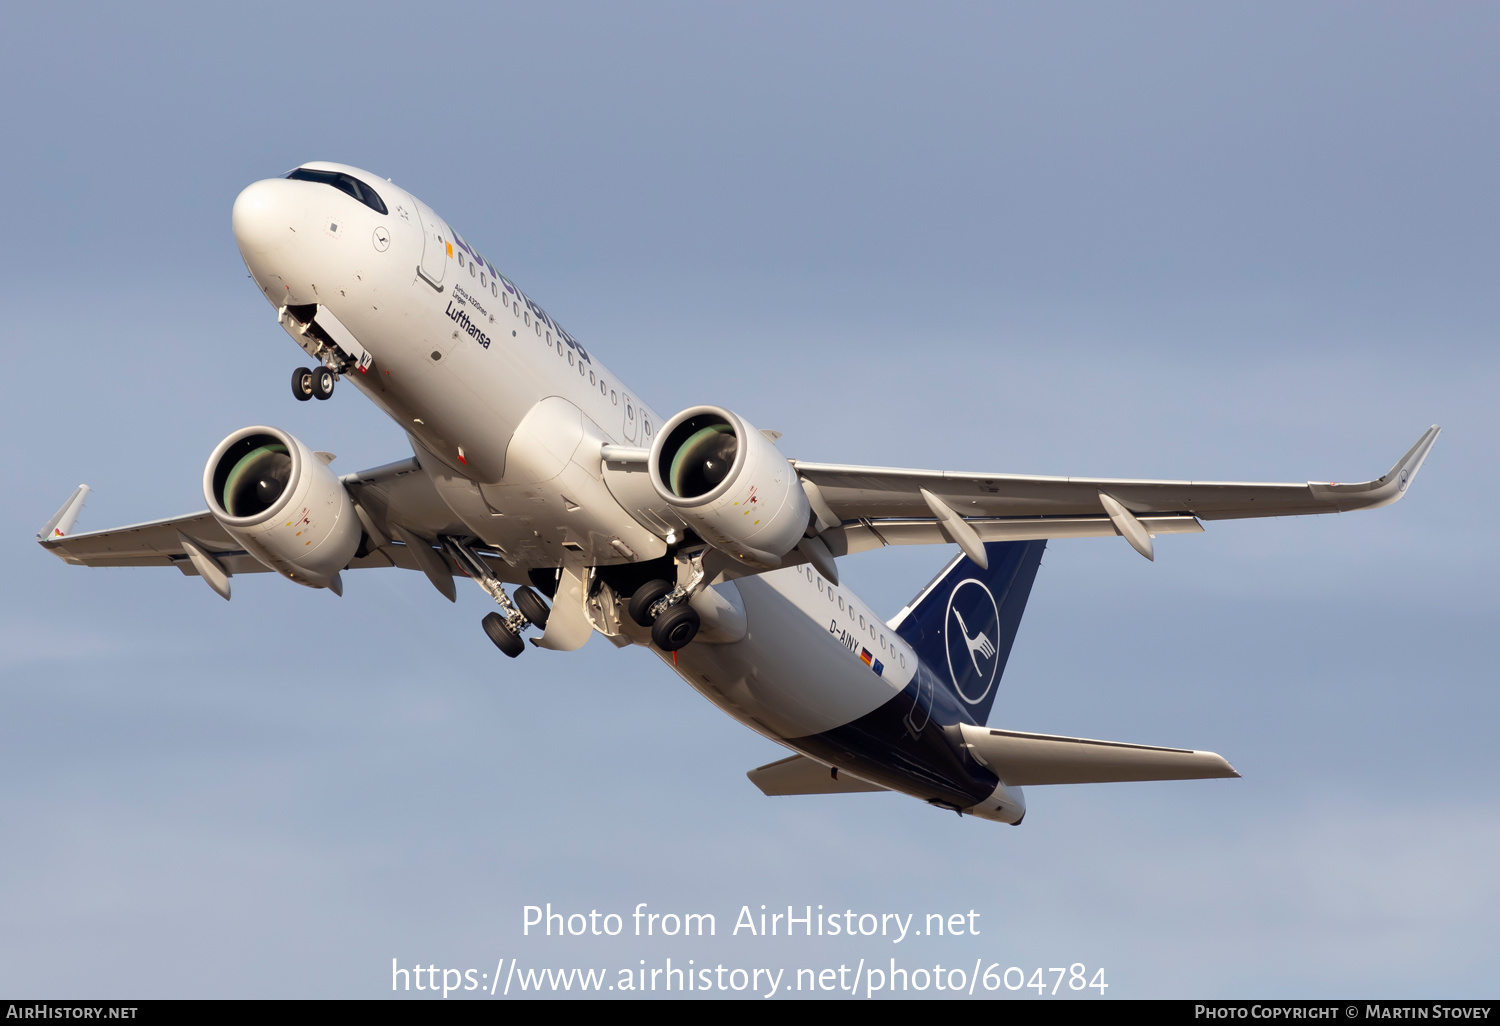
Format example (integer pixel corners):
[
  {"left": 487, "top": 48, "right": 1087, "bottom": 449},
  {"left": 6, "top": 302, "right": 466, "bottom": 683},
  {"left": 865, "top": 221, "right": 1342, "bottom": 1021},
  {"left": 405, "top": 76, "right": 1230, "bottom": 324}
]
[{"left": 891, "top": 540, "right": 1046, "bottom": 725}]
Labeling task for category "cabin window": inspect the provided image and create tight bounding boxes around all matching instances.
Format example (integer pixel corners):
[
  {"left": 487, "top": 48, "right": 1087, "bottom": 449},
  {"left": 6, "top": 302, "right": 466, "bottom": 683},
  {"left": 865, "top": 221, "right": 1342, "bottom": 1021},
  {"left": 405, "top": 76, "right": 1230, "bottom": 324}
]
[
  {"left": 899, "top": 653, "right": 906, "bottom": 668},
  {"left": 589, "top": 371, "right": 596, "bottom": 385},
  {"left": 546, "top": 332, "right": 551, "bottom": 344},
  {"left": 480, "top": 274, "right": 486, "bottom": 287},
  {"left": 470, "top": 262, "right": 476, "bottom": 277},
  {"left": 600, "top": 380, "right": 607, "bottom": 395},
  {"left": 524, "top": 313, "right": 530, "bottom": 327},
  {"left": 284, "top": 167, "right": 388, "bottom": 215},
  {"left": 859, "top": 615, "right": 866, "bottom": 629},
  {"left": 611, "top": 391, "right": 618, "bottom": 404},
  {"left": 642, "top": 418, "right": 651, "bottom": 436},
  {"left": 879, "top": 635, "right": 886, "bottom": 650},
  {"left": 817, "top": 579, "right": 823, "bottom": 593},
  {"left": 492, "top": 282, "right": 498, "bottom": 297},
  {"left": 568, "top": 352, "right": 575, "bottom": 366},
  {"left": 837, "top": 596, "right": 844, "bottom": 610},
  {"left": 579, "top": 361, "right": 586, "bottom": 377}
]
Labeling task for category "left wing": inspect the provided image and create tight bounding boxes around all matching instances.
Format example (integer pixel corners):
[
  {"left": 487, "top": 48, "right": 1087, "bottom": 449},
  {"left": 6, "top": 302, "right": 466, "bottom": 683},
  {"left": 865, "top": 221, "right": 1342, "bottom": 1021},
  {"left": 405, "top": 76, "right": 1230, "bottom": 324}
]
[{"left": 797, "top": 425, "right": 1439, "bottom": 561}]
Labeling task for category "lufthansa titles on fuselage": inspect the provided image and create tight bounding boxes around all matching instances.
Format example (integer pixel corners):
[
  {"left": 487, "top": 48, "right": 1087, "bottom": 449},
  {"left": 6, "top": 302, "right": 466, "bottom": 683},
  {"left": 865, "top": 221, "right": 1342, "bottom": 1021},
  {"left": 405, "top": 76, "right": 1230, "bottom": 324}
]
[{"left": 445, "top": 296, "right": 494, "bottom": 350}]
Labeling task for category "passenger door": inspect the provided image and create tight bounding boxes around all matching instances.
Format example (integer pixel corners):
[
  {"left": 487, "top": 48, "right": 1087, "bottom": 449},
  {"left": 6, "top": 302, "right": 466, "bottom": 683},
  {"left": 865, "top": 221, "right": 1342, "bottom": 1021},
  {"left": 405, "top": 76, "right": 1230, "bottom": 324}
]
[{"left": 413, "top": 196, "right": 447, "bottom": 290}]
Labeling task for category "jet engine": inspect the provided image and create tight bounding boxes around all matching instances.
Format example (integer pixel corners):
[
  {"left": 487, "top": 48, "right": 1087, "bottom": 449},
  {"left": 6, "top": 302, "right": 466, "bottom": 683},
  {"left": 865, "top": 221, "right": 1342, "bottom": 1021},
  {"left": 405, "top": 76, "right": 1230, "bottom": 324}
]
[
  {"left": 648, "top": 406, "right": 811, "bottom": 568},
  {"left": 203, "top": 426, "right": 361, "bottom": 590}
]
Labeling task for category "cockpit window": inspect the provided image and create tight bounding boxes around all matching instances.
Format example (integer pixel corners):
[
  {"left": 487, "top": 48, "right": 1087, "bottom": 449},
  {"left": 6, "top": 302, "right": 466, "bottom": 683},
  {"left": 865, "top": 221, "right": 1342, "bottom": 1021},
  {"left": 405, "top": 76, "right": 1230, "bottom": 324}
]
[{"left": 284, "top": 168, "right": 388, "bottom": 215}]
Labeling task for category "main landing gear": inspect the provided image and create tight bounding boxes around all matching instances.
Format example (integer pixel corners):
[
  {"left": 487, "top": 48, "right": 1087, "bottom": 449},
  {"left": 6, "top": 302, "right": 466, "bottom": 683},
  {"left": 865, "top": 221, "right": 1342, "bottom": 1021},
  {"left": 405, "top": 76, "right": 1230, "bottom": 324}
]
[
  {"left": 291, "top": 365, "right": 335, "bottom": 401},
  {"left": 512, "top": 585, "right": 551, "bottom": 629},
  {"left": 438, "top": 535, "right": 553, "bottom": 660},
  {"left": 480, "top": 611, "right": 526, "bottom": 658},
  {"left": 447, "top": 536, "right": 710, "bottom": 659},
  {"left": 628, "top": 574, "right": 701, "bottom": 652},
  {"left": 479, "top": 585, "right": 551, "bottom": 658}
]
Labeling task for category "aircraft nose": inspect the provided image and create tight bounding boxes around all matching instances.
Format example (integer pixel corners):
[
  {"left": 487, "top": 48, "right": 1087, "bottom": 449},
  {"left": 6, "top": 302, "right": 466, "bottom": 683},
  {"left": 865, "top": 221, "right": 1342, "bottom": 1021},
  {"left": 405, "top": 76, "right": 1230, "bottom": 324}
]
[{"left": 231, "top": 178, "right": 306, "bottom": 263}]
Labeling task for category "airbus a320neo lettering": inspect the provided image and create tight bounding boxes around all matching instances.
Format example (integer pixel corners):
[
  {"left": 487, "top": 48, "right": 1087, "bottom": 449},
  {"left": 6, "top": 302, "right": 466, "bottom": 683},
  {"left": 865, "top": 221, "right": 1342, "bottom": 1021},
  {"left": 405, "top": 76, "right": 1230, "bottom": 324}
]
[{"left": 38, "top": 163, "right": 1439, "bottom": 824}]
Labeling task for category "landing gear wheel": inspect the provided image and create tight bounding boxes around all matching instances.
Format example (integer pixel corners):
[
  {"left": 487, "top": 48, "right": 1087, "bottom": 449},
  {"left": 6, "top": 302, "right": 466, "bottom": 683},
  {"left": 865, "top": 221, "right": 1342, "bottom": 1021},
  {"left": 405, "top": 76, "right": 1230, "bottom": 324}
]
[
  {"left": 310, "top": 366, "right": 336, "bottom": 400},
  {"left": 481, "top": 612, "right": 524, "bottom": 658},
  {"left": 291, "top": 367, "right": 314, "bottom": 401},
  {"left": 652, "top": 603, "right": 700, "bottom": 651},
  {"left": 513, "top": 585, "right": 550, "bottom": 629},
  {"left": 628, "top": 579, "right": 674, "bottom": 627}
]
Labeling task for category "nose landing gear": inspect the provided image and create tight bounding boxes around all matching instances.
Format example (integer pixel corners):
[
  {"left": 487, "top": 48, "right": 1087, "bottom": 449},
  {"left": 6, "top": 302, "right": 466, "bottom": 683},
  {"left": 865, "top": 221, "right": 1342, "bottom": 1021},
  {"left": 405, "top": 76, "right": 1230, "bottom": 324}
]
[{"left": 291, "top": 366, "right": 335, "bottom": 401}]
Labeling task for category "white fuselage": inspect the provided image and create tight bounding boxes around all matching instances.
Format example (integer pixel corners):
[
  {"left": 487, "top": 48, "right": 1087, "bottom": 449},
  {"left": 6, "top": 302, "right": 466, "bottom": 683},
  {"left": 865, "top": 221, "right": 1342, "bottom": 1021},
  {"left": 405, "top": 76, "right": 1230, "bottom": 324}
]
[{"left": 231, "top": 163, "right": 915, "bottom": 762}]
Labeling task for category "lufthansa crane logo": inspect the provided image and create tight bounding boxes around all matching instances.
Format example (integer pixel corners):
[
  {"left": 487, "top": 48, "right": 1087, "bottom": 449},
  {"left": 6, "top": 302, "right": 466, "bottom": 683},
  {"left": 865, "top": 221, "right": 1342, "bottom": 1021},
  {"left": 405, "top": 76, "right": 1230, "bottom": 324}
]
[{"left": 944, "top": 578, "right": 1001, "bottom": 705}]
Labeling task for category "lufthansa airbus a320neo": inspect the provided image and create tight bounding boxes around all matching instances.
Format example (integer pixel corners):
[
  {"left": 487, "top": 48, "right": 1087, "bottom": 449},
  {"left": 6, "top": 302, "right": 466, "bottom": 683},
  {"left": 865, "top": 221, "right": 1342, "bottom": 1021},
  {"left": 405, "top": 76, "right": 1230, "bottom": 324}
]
[{"left": 37, "top": 162, "right": 1439, "bottom": 825}]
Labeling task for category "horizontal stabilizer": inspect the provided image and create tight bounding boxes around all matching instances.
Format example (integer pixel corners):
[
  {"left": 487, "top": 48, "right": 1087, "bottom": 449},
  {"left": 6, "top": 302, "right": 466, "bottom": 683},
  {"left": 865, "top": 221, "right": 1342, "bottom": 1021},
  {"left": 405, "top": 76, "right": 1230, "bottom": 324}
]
[
  {"left": 958, "top": 722, "right": 1238, "bottom": 785},
  {"left": 747, "top": 754, "right": 888, "bottom": 796}
]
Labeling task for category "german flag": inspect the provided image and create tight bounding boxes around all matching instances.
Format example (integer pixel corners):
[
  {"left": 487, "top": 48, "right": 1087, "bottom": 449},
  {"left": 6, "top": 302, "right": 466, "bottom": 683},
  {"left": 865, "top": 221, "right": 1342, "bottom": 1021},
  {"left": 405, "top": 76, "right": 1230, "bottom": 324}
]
[{"left": 860, "top": 648, "right": 873, "bottom": 666}]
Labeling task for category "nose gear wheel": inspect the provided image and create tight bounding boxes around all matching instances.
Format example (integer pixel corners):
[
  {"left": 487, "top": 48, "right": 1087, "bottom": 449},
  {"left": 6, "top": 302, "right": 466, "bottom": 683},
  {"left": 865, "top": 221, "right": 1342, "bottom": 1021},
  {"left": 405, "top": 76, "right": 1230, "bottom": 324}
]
[
  {"left": 310, "top": 366, "right": 335, "bottom": 400},
  {"left": 291, "top": 367, "right": 314, "bottom": 401}
]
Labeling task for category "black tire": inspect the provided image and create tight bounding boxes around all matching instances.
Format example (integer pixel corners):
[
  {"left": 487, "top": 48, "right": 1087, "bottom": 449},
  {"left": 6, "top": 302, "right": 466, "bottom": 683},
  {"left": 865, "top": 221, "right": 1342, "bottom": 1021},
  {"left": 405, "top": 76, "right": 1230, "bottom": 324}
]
[
  {"left": 291, "top": 367, "right": 314, "bottom": 401},
  {"left": 481, "top": 612, "right": 524, "bottom": 658},
  {"left": 628, "top": 579, "right": 674, "bottom": 627},
  {"left": 512, "top": 585, "right": 550, "bottom": 628},
  {"left": 310, "top": 366, "right": 336, "bottom": 400},
  {"left": 651, "top": 603, "right": 700, "bottom": 651}
]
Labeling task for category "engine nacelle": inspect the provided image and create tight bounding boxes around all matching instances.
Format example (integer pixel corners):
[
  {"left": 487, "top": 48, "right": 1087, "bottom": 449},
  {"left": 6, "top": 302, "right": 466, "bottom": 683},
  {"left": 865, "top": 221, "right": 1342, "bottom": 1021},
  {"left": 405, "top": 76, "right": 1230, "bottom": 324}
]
[
  {"left": 648, "top": 406, "right": 811, "bottom": 568},
  {"left": 203, "top": 426, "right": 361, "bottom": 590}
]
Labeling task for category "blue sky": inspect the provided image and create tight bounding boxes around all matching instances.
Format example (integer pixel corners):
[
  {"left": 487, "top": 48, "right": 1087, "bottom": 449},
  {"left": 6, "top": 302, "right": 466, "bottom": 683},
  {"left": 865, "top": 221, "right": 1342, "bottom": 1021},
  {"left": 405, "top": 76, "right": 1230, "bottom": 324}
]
[{"left": 1, "top": 2, "right": 1495, "bottom": 998}]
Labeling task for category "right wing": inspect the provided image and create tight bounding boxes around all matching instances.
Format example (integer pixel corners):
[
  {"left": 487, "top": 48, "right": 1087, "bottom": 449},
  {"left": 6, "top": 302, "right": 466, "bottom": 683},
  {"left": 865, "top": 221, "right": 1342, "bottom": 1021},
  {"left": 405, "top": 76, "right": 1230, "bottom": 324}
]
[
  {"left": 36, "top": 458, "right": 493, "bottom": 585},
  {"left": 38, "top": 495, "right": 270, "bottom": 574}
]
